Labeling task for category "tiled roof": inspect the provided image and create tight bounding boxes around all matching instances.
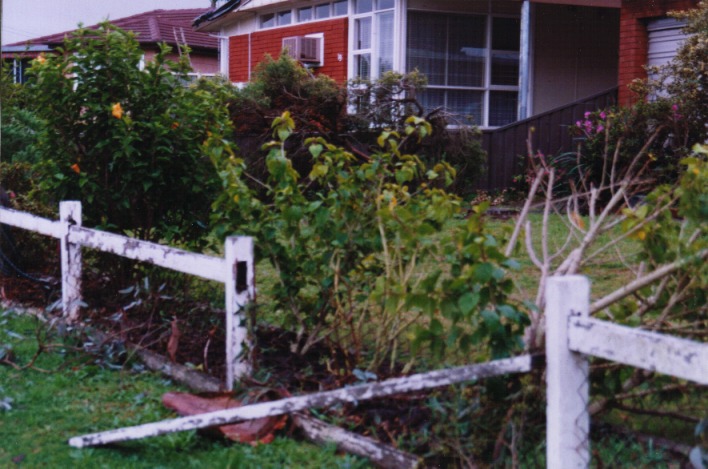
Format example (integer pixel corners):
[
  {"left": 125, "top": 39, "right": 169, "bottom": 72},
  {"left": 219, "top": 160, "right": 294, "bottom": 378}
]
[{"left": 6, "top": 9, "right": 216, "bottom": 50}]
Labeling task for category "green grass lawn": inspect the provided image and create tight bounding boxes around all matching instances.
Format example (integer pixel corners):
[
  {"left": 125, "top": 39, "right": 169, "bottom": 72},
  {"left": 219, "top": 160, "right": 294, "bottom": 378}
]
[{"left": 0, "top": 309, "right": 370, "bottom": 469}]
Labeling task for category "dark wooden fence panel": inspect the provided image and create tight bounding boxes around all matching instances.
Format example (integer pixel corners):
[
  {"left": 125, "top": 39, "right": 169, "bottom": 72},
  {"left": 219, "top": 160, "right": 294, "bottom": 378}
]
[{"left": 476, "top": 87, "right": 618, "bottom": 191}]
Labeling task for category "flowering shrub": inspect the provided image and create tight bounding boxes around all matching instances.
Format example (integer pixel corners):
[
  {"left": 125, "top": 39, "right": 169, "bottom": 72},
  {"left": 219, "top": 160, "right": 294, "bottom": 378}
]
[{"left": 26, "top": 23, "right": 232, "bottom": 245}]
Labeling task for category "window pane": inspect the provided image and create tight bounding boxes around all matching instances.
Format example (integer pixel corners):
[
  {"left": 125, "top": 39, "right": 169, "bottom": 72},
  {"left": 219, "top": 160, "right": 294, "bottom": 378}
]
[
  {"left": 377, "top": 0, "right": 394, "bottom": 10},
  {"left": 261, "top": 13, "right": 275, "bottom": 28},
  {"left": 355, "top": 0, "right": 373, "bottom": 14},
  {"left": 418, "top": 88, "right": 446, "bottom": 114},
  {"left": 420, "top": 89, "right": 484, "bottom": 124},
  {"left": 315, "top": 3, "right": 330, "bottom": 19},
  {"left": 299, "top": 6, "right": 312, "bottom": 22},
  {"left": 489, "top": 91, "right": 518, "bottom": 126},
  {"left": 492, "top": 17, "right": 520, "bottom": 51},
  {"left": 448, "top": 16, "right": 485, "bottom": 87},
  {"left": 356, "top": 54, "right": 371, "bottom": 80},
  {"left": 491, "top": 51, "right": 519, "bottom": 86},
  {"left": 333, "top": 0, "right": 348, "bottom": 16},
  {"left": 407, "top": 12, "right": 447, "bottom": 85},
  {"left": 278, "top": 10, "right": 292, "bottom": 26},
  {"left": 447, "top": 89, "right": 484, "bottom": 123},
  {"left": 378, "top": 11, "right": 394, "bottom": 75},
  {"left": 355, "top": 17, "right": 372, "bottom": 50}
]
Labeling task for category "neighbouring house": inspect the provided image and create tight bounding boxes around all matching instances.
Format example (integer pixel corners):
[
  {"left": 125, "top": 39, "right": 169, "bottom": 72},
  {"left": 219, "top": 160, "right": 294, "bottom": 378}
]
[
  {"left": 193, "top": 0, "right": 699, "bottom": 189},
  {"left": 2, "top": 9, "right": 220, "bottom": 84}
]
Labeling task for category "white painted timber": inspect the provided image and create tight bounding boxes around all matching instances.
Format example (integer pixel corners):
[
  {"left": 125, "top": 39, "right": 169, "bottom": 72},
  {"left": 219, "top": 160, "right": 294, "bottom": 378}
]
[
  {"left": 224, "top": 236, "right": 254, "bottom": 389},
  {"left": 546, "top": 276, "right": 590, "bottom": 469},
  {"left": 68, "top": 355, "right": 533, "bottom": 448},
  {"left": 568, "top": 317, "right": 708, "bottom": 385},
  {"left": 68, "top": 226, "right": 226, "bottom": 283},
  {"left": 60, "top": 202, "right": 82, "bottom": 323},
  {"left": 0, "top": 206, "right": 64, "bottom": 238}
]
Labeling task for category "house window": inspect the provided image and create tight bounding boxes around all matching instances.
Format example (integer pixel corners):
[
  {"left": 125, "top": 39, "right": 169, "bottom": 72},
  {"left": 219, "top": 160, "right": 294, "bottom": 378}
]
[
  {"left": 352, "top": 0, "right": 395, "bottom": 80},
  {"left": 315, "top": 3, "right": 331, "bottom": 19},
  {"left": 260, "top": 13, "right": 276, "bottom": 28},
  {"left": 263, "top": 2, "right": 348, "bottom": 29},
  {"left": 407, "top": 12, "right": 520, "bottom": 127},
  {"left": 299, "top": 7, "right": 312, "bottom": 22},
  {"left": 277, "top": 10, "right": 292, "bottom": 26}
]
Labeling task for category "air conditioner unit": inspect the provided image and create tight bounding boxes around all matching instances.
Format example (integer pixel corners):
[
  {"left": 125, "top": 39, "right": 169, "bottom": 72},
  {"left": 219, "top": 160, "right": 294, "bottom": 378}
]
[{"left": 282, "top": 36, "right": 323, "bottom": 66}]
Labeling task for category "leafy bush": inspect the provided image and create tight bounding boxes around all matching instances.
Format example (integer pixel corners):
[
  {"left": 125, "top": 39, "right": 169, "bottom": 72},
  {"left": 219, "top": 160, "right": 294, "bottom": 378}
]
[
  {"left": 224, "top": 58, "right": 487, "bottom": 198},
  {"left": 25, "top": 23, "right": 232, "bottom": 245},
  {"left": 209, "top": 112, "right": 526, "bottom": 372}
]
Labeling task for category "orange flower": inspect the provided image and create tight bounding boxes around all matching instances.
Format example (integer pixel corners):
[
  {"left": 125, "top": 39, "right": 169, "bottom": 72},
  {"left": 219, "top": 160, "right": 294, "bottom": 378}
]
[
  {"left": 70, "top": 163, "right": 81, "bottom": 174},
  {"left": 171, "top": 122, "right": 180, "bottom": 129},
  {"left": 112, "top": 103, "right": 124, "bottom": 119},
  {"left": 36, "top": 54, "right": 46, "bottom": 64}
]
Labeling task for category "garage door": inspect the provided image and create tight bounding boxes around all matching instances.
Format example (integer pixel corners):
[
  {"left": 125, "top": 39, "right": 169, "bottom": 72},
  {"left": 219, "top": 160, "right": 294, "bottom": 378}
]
[{"left": 647, "top": 17, "right": 688, "bottom": 69}]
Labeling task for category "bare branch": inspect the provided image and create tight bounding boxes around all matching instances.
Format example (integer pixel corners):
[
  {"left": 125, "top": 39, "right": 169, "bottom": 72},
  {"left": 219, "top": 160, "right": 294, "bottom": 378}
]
[
  {"left": 590, "top": 248, "right": 708, "bottom": 314},
  {"left": 505, "top": 168, "right": 544, "bottom": 257}
]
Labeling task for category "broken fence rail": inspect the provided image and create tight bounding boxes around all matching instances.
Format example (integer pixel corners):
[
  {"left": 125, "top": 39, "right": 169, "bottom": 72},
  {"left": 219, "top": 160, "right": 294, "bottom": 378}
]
[
  {"left": 0, "top": 202, "right": 253, "bottom": 390},
  {"left": 68, "top": 354, "right": 535, "bottom": 448}
]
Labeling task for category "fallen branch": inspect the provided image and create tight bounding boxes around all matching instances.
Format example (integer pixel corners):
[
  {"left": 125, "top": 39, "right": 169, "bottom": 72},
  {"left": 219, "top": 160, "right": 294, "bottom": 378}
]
[{"left": 293, "top": 413, "right": 421, "bottom": 469}]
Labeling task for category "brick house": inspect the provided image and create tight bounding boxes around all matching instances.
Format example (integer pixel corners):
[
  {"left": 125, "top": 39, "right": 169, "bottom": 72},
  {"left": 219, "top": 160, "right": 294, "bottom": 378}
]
[
  {"left": 192, "top": 0, "right": 699, "bottom": 188},
  {"left": 2, "top": 9, "right": 219, "bottom": 84}
]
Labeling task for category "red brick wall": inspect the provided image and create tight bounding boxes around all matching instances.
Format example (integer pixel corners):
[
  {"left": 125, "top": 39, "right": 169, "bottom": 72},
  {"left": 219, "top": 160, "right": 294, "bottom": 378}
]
[
  {"left": 619, "top": 0, "right": 698, "bottom": 105},
  {"left": 229, "top": 17, "right": 348, "bottom": 83}
]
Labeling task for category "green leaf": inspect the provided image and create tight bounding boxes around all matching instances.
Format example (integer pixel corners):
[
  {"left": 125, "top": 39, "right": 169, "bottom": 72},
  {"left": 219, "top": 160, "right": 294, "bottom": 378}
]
[
  {"left": 473, "top": 263, "right": 494, "bottom": 283},
  {"left": 458, "top": 292, "right": 480, "bottom": 316},
  {"left": 309, "top": 143, "right": 324, "bottom": 158}
]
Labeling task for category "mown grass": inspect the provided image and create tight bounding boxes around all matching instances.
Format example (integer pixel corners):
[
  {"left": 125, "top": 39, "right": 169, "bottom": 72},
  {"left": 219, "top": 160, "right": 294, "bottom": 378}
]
[{"left": 0, "top": 309, "right": 370, "bottom": 469}]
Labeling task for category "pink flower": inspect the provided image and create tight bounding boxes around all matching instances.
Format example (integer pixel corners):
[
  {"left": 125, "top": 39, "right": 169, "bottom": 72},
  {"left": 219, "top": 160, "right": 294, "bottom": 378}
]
[
  {"left": 584, "top": 112, "right": 591, "bottom": 119},
  {"left": 599, "top": 111, "right": 606, "bottom": 120},
  {"left": 596, "top": 124, "right": 605, "bottom": 133}
]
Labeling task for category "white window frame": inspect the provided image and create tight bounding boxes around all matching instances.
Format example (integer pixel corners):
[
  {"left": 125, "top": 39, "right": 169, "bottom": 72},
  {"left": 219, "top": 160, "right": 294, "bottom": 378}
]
[
  {"left": 258, "top": 1, "right": 349, "bottom": 30},
  {"left": 348, "top": 0, "right": 399, "bottom": 82},
  {"left": 404, "top": 10, "right": 520, "bottom": 128}
]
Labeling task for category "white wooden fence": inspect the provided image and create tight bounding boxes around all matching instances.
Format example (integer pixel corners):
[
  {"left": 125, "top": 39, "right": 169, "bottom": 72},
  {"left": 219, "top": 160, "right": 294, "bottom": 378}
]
[
  {"left": 2, "top": 204, "right": 706, "bottom": 467},
  {"left": 0, "top": 201, "right": 254, "bottom": 390},
  {"left": 546, "top": 276, "right": 707, "bottom": 468}
]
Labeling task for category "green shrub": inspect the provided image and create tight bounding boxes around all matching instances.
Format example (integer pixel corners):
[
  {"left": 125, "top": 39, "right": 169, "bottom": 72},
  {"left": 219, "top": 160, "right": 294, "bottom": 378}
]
[
  {"left": 208, "top": 112, "right": 526, "bottom": 372},
  {"left": 26, "top": 23, "right": 232, "bottom": 245}
]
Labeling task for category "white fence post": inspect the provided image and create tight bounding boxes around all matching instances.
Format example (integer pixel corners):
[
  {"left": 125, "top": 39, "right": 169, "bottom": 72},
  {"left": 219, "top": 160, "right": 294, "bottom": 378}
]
[
  {"left": 60, "top": 201, "right": 82, "bottom": 323},
  {"left": 546, "top": 275, "right": 590, "bottom": 468},
  {"left": 224, "top": 236, "right": 254, "bottom": 390}
]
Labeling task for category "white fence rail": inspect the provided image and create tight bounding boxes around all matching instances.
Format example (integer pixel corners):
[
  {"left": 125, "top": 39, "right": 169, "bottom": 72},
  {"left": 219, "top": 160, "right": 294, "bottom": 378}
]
[
  {"left": 546, "top": 276, "right": 707, "bottom": 468},
  {"left": 0, "top": 201, "right": 252, "bottom": 390}
]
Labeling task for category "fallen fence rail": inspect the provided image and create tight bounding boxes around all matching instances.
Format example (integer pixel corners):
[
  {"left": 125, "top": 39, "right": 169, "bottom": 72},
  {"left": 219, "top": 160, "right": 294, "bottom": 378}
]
[
  {"left": 68, "top": 354, "right": 535, "bottom": 448},
  {"left": 0, "top": 201, "right": 253, "bottom": 389}
]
